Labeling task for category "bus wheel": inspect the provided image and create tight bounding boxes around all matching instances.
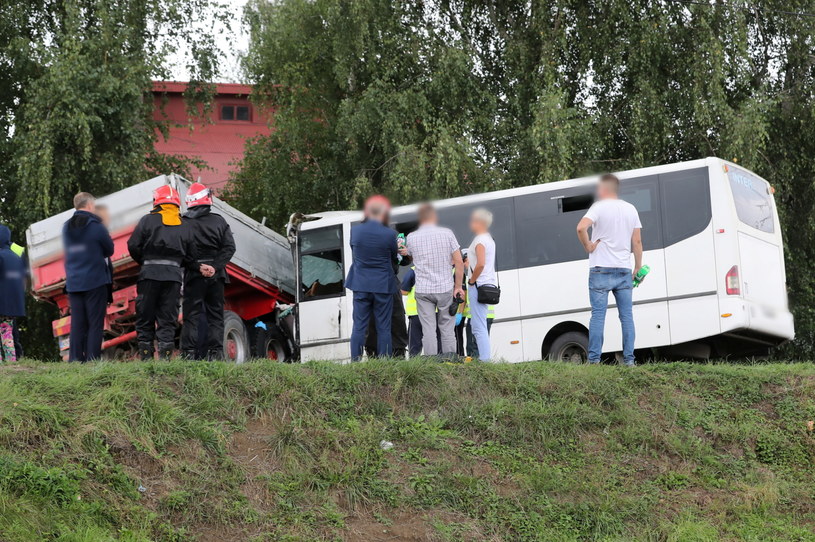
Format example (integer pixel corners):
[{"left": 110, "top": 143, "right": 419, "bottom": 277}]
[
  {"left": 223, "top": 311, "right": 249, "bottom": 364},
  {"left": 548, "top": 331, "right": 589, "bottom": 363}
]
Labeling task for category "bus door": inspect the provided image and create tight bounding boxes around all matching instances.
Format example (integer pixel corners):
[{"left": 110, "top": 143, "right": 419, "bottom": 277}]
[
  {"left": 724, "top": 166, "right": 791, "bottom": 338},
  {"left": 618, "top": 175, "right": 672, "bottom": 350},
  {"left": 657, "top": 167, "right": 718, "bottom": 347},
  {"left": 297, "top": 225, "right": 347, "bottom": 344}
]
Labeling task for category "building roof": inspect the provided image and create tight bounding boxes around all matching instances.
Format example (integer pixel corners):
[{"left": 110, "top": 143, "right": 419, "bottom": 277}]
[{"left": 152, "top": 80, "right": 254, "bottom": 96}]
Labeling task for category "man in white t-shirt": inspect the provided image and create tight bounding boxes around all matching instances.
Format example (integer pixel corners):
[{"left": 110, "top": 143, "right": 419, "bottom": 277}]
[{"left": 576, "top": 174, "right": 643, "bottom": 366}]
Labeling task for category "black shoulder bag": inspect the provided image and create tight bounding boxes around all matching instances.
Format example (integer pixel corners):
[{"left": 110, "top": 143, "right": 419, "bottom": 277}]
[
  {"left": 474, "top": 253, "right": 501, "bottom": 305},
  {"left": 476, "top": 283, "right": 501, "bottom": 305}
]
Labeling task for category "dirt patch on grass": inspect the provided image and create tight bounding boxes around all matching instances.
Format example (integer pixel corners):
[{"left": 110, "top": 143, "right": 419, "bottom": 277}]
[
  {"left": 228, "top": 415, "right": 281, "bottom": 511},
  {"left": 345, "top": 511, "right": 433, "bottom": 541},
  {"left": 344, "top": 509, "right": 476, "bottom": 542},
  {"left": 106, "top": 432, "right": 177, "bottom": 506}
]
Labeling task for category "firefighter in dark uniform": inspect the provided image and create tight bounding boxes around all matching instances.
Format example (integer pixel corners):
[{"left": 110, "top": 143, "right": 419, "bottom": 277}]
[
  {"left": 180, "top": 182, "right": 236, "bottom": 360},
  {"left": 128, "top": 185, "right": 195, "bottom": 360}
]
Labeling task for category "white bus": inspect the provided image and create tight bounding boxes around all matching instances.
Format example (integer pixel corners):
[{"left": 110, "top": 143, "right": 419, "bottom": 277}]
[{"left": 288, "top": 158, "right": 794, "bottom": 362}]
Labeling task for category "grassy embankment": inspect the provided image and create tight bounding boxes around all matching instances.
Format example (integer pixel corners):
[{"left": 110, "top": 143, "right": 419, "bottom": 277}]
[{"left": 1, "top": 360, "right": 814, "bottom": 541}]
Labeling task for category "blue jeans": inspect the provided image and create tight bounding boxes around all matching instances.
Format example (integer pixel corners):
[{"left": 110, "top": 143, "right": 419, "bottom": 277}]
[
  {"left": 588, "top": 267, "right": 635, "bottom": 365},
  {"left": 351, "top": 291, "right": 393, "bottom": 361},
  {"left": 467, "top": 285, "right": 492, "bottom": 361}
]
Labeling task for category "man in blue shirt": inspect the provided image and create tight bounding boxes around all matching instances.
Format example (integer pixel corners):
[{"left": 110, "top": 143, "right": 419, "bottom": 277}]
[
  {"left": 345, "top": 196, "right": 400, "bottom": 361},
  {"left": 63, "top": 192, "right": 114, "bottom": 362}
]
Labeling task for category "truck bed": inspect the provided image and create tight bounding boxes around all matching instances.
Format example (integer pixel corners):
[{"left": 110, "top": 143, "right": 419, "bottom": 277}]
[{"left": 27, "top": 175, "right": 296, "bottom": 298}]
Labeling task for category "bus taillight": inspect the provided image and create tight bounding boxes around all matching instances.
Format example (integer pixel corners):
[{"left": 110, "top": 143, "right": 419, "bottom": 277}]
[{"left": 726, "top": 266, "right": 741, "bottom": 295}]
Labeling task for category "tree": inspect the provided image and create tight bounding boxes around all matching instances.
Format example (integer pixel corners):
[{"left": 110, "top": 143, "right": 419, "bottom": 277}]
[
  {"left": 227, "top": 0, "right": 501, "bottom": 231},
  {"left": 1, "top": 0, "right": 227, "bottom": 358},
  {"left": 231, "top": 0, "right": 815, "bottom": 357}
]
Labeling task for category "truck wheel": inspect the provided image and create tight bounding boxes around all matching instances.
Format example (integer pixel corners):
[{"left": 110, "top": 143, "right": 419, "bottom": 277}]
[
  {"left": 548, "top": 331, "right": 589, "bottom": 363},
  {"left": 255, "top": 325, "right": 291, "bottom": 362},
  {"left": 223, "top": 311, "right": 249, "bottom": 364}
]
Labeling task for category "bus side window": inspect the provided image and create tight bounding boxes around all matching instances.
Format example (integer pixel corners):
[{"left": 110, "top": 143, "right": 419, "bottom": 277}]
[
  {"left": 514, "top": 189, "right": 589, "bottom": 268},
  {"left": 660, "top": 167, "right": 711, "bottom": 246},
  {"left": 300, "top": 226, "right": 344, "bottom": 299},
  {"left": 619, "top": 175, "right": 662, "bottom": 251},
  {"left": 437, "top": 199, "right": 518, "bottom": 271}
]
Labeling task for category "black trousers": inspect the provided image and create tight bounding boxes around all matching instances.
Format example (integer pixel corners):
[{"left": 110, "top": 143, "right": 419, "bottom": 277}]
[
  {"left": 455, "top": 321, "right": 466, "bottom": 356},
  {"left": 181, "top": 276, "right": 225, "bottom": 355},
  {"left": 68, "top": 284, "right": 108, "bottom": 362},
  {"left": 135, "top": 279, "right": 181, "bottom": 345},
  {"left": 407, "top": 314, "right": 442, "bottom": 357},
  {"left": 365, "top": 291, "right": 408, "bottom": 358}
]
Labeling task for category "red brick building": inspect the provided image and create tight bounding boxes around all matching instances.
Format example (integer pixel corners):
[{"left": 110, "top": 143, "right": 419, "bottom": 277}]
[{"left": 152, "top": 81, "right": 271, "bottom": 191}]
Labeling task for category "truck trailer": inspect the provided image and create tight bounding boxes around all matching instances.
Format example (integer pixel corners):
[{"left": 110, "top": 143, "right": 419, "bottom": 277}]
[{"left": 26, "top": 175, "right": 297, "bottom": 362}]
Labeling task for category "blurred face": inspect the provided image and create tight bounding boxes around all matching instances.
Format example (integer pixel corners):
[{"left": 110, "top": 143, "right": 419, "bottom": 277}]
[
  {"left": 96, "top": 207, "right": 109, "bottom": 227},
  {"left": 596, "top": 179, "right": 617, "bottom": 200},
  {"left": 470, "top": 213, "right": 487, "bottom": 233}
]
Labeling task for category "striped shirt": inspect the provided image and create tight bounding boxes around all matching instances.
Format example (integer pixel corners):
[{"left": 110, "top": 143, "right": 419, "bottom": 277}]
[{"left": 406, "top": 224, "right": 460, "bottom": 294}]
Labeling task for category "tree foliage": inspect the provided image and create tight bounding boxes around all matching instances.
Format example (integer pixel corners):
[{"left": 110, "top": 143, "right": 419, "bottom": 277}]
[
  {"left": 0, "top": 0, "right": 227, "bottom": 358},
  {"left": 230, "top": 0, "right": 815, "bottom": 357}
]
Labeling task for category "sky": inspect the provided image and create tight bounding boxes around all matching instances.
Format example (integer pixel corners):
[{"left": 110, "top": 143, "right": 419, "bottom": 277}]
[{"left": 168, "top": 0, "right": 251, "bottom": 84}]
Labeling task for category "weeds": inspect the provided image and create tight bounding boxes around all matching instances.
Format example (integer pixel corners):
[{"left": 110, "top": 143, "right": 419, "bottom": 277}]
[{"left": 0, "top": 360, "right": 814, "bottom": 540}]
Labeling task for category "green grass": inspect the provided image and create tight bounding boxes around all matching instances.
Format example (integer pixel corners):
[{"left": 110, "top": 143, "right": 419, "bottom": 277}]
[{"left": 1, "top": 360, "right": 815, "bottom": 541}]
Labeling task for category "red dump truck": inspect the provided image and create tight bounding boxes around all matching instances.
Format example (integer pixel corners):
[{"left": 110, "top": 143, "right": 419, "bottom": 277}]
[{"left": 26, "top": 175, "right": 297, "bottom": 362}]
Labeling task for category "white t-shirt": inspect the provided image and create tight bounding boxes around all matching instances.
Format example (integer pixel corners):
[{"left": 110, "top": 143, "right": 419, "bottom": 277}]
[
  {"left": 583, "top": 199, "right": 642, "bottom": 269},
  {"left": 468, "top": 233, "right": 497, "bottom": 286}
]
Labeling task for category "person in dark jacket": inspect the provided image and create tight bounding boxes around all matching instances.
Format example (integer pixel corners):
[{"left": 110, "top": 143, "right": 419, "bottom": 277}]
[
  {"left": 0, "top": 225, "right": 26, "bottom": 362},
  {"left": 345, "top": 195, "right": 401, "bottom": 361},
  {"left": 365, "top": 223, "right": 411, "bottom": 358},
  {"left": 180, "top": 182, "right": 236, "bottom": 360},
  {"left": 63, "top": 192, "right": 114, "bottom": 362},
  {"left": 95, "top": 204, "right": 115, "bottom": 304},
  {"left": 128, "top": 185, "right": 195, "bottom": 360},
  {"left": 9, "top": 239, "right": 28, "bottom": 359}
]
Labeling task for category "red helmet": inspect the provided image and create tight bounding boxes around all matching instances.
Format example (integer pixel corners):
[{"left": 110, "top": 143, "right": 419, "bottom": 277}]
[
  {"left": 185, "top": 182, "right": 212, "bottom": 208},
  {"left": 153, "top": 185, "right": 181, "bottom": 207}
]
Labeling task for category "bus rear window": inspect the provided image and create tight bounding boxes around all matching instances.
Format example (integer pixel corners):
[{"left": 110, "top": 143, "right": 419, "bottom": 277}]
[{"left": 728, "top": 169, "right": 774, "bottom": 234}]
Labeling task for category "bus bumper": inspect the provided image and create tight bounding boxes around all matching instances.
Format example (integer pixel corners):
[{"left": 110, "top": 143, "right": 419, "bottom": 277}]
[{"left": 718, "top": 297, "right": 795, "bottom": 343}]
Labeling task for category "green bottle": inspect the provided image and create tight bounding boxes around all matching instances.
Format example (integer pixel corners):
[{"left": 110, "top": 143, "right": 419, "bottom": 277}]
[
  {"left": 397, "top": 233, "right": 406, "bottom": 262},
  {"left": 633, "top": 265, "right": 650, "bottom": 288}
]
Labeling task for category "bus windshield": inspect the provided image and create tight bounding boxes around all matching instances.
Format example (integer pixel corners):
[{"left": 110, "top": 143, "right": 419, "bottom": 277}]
[{"left": 728, "top": 168, "right": 774, "bottom": 234}]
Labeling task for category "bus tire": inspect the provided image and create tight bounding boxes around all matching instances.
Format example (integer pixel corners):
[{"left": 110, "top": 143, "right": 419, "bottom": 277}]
[
  {"left": 223, "top": 311, "right": 250, "bottom": 364},
  {"left": 548, "top": 331, "right": 589, "bottom": 363},
  {"left": 254, "top": 324, "right": 291, "bottom": 362}
]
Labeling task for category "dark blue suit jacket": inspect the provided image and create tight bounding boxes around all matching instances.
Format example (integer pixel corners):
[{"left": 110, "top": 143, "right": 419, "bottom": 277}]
[
  {"left": 345, "top": 220, "right": 398, "bottom": 294},
  {"left": 63, "top": 210, "right": 114, "bottom": 293}
]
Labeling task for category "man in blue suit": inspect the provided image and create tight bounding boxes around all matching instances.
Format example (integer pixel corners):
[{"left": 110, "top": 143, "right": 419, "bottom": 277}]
[{"left": 345, "top": 195, "right": 400, "bottom": 361}]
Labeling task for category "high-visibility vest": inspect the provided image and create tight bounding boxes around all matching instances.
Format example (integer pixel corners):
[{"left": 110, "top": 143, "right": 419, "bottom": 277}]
[
  {"left": 404, "top": 267, "right": 418, "bottom": 316},
  {"left": 10, "top": 242, "right": 24, "bottom": 257},
  {"left": 463, "top": 291, "right": 494, "bottom": 319},
  {"left": 405, "top": 288, "right": 417, "bottom": 316}
]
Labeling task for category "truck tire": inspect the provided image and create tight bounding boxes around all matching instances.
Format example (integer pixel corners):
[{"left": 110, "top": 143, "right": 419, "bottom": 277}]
[
  {"left": 254, "top": 324, "right": 291, "bottom": 362},
  {"left": 223, "top": 311, "right": 250, "bottom": 364},
  {"left": 548, "top": 331, "right": 589, "bottom": 363}
]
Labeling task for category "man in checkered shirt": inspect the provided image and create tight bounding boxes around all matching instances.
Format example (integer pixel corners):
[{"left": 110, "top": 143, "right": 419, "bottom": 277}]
[{"left": 406, "top": 203, "right": 465, "bottom": 355}]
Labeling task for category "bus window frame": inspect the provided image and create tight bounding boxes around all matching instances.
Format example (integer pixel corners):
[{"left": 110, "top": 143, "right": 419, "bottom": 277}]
[{"left": 298, "top": 224, "right": 346, "bottom": 302}]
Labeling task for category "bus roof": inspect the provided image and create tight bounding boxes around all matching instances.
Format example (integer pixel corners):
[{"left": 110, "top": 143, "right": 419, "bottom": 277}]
[{"left": 300, "top": 157, "right": 736, "bottom": 230}]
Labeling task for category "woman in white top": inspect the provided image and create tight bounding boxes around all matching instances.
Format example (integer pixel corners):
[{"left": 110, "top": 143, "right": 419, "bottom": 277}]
[{"left": 466, "top": 208, "right": 496, "bottom": 361}]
